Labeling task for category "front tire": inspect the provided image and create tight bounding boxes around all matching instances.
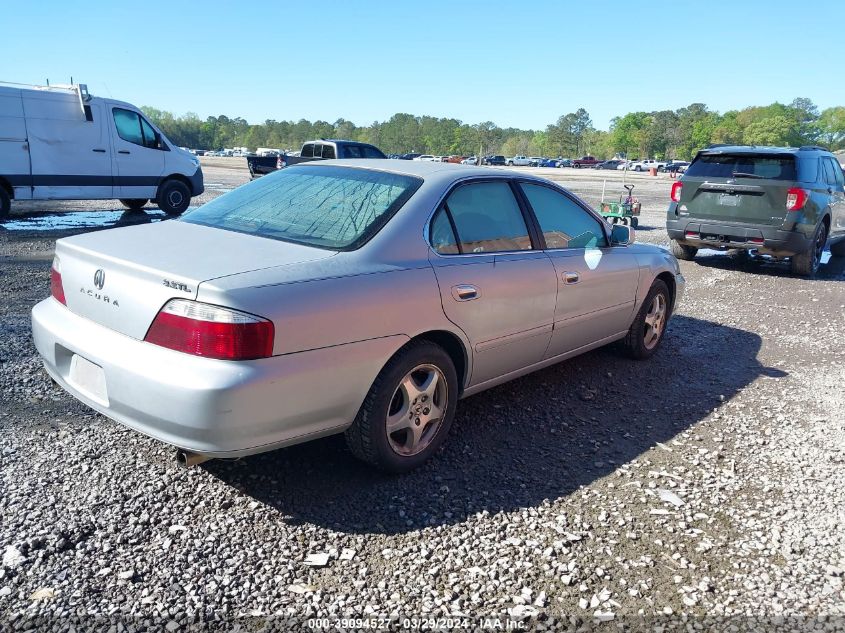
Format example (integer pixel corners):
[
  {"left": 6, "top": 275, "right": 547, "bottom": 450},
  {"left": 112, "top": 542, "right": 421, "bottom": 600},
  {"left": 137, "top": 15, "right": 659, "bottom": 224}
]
[
  {"left": 0, "top": 188, "right": 10, "bottom": 220},
  {"left": 119, "top": 198, "right": 148, "bottom": 210},
  {"left": 345, "top": 341, "right": 459, "bottom": 473},
  {"left": 670, "top": 240, "right": 697, "bottom": 261},
  {"left": 156, "top": 179, "right": 191, "bottom": 216},
  {"left": 623, "top": 279, "right": 670, "bottom": 360},
  {"left": 790, "top": 222, "right": 827, "bottom": 277}
]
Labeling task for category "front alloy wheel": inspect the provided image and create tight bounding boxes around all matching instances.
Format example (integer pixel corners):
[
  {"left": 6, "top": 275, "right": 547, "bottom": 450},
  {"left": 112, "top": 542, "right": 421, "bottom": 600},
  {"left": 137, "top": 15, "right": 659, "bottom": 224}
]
[
  {"left": 642, "top": 293, "right": 667, "bottom": 351},
  {"left": 622, "top": 279, "right": 670, "bottom": 360}
]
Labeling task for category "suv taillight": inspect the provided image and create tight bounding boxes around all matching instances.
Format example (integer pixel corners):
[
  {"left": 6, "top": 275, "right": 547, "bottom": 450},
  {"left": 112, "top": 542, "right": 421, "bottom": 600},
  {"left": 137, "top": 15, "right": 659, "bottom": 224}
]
[
  {"left": 145, "top": 299, "right": 274, "bottom": 360},
  {"left": 786, "top": 187, "right": 808, "bottom": 211},
  {"left": 50, "top": 257, "right": 66, "bottom": 305},
  {"left": 670, "top": 181, "right": 683, "bottom": 202}
]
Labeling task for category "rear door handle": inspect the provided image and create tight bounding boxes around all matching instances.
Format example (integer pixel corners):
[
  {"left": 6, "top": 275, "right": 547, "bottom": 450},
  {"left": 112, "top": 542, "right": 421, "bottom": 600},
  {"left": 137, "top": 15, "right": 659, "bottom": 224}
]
[
  {"left": 118, "top": 150, "right": 130, "bottom": 155},
  {"left": 92, "top": 148, "right": 106, "bottom": 153},
  {"left": 451, "top": 284, "right": 479, "bottom": 301},
  {"left": 563, "top": 272, "right": 580, "bottom": 284}
]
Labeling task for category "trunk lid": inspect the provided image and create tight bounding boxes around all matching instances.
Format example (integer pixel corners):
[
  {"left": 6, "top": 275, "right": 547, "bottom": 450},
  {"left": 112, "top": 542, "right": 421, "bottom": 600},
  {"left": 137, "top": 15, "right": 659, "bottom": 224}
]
[
  {"left": 56, "top": 220, "right": 336, "bottom": 339},
  {"left": 680, "top": 152, "right": 797, "bottom": 226}
]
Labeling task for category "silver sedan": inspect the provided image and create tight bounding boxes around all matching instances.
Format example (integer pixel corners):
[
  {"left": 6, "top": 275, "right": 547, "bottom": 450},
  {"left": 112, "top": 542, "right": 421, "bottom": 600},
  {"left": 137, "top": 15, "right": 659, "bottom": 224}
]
[{"left": 32, "top": 160, "right": 685, "bottom": 472}]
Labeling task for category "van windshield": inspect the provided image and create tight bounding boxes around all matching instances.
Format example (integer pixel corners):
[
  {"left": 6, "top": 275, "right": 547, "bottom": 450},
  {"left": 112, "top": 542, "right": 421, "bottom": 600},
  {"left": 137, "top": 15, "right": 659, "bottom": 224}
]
[
  {"left": 686, "top": 153, "right": 796, "bottom": 180},
  {"left": 181, "top": 165, "right": 422, "bottom": 250}
]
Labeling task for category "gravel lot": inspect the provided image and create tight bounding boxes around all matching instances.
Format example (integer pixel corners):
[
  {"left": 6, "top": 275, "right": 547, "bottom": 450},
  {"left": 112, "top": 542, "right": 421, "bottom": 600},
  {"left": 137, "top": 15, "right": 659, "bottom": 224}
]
[{"left": 2, "top": 160, "right": 844, "bottom": 630}]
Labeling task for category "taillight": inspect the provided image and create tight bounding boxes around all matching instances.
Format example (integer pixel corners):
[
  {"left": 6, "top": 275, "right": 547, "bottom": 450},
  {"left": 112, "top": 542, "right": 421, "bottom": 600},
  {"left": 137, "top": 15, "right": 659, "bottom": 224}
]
[
  {"left": 145, "top": 299, "right": 274, "bottom": 360},
  {"left": 670, "top": 181, "right": 683, "bottom": 202},
  {"left": 786, "top": 187, "right": 808, "bottom": 211},
  {"left": 50, "top": 257, "right": 66, "bottom": 305}
]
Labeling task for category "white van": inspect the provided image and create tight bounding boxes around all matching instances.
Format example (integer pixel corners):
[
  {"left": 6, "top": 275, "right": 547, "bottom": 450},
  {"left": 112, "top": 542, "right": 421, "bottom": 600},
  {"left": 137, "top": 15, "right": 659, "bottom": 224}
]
[{"left": 0, "top": 82, "right": 203, "bottom": 219}]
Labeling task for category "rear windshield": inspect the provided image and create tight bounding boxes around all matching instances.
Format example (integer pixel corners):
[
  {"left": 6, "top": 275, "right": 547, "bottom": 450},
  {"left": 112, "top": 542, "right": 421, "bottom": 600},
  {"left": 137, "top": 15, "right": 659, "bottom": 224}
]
[
  {"left": 181, "top": 165, "right": 422, "bottom": 250},
  {"left": 686, "top": 153, "right": 796, "bottom": 180}
]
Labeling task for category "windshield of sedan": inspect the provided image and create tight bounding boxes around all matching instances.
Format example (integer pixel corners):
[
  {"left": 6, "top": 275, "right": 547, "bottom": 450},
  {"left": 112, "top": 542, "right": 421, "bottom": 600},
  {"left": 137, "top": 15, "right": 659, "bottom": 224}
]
[{"left": 181, "top": 165, "right": 422, "bottom": 250}]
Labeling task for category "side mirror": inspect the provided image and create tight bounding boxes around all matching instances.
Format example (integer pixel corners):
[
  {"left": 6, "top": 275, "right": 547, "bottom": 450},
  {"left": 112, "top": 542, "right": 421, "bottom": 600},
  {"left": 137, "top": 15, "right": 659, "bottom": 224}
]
[{"left": 610, "top": 224, "right": 634, "bottom": 246}]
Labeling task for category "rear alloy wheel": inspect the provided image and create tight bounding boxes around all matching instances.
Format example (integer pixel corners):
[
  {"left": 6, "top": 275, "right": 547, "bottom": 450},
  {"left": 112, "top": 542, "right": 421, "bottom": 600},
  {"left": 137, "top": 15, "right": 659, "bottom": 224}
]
[
  {"left": 119, "top": 198, "right": 148, "bottom": 210},
  {"left": 156, "top": 179, "right": 191, "bottom": 216},
  {"left": 790, "top": 222, "right": 827, "bottom": 277},
  {"left": 670, "top": 239, "right": 698, "bottom": 261},
  {"left": 622, "top": 279, "right": 670, "bottom": 360},
  {"left": 0, "top": 187, "right": 10, "bottom": 220},
  {"left": 345, "top": 341, "right": 458, "bottom": 473}
]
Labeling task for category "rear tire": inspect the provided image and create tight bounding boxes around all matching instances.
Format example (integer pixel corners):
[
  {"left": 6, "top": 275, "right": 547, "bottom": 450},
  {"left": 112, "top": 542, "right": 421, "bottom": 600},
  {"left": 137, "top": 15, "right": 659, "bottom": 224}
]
[
  {"left": 622, "top": 279, "right": 670, "bottom": 360},
  {"left": 790, "top": 222, "right": 827, "bottom": 277},
  {"left": 156, "top": 179, "right": 191, "bottom": 216},
  {"left": 631, "top": 217, "right": 639, "bottom": 228},
  {"left": 345, "top": 341, "right": 458, "bottom": 473},
  {"left": 119, "top": 199, "right": 148, "bottom": 210},
  {"left": 670, "top": 240, "right": 697, "bottom": 261},
  {"left": 0, "top": 188, "right": 10, "bottom": 220}
]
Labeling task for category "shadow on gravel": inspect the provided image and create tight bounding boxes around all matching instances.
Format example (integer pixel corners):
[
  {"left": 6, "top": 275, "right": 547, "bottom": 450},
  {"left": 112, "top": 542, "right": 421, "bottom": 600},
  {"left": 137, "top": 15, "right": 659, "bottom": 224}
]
[
  {"left": 206, "top": 315, "right": 784, "bottom": 535},
  {"left": 691, "top": 249, "right": 845, "bottom": 281}
]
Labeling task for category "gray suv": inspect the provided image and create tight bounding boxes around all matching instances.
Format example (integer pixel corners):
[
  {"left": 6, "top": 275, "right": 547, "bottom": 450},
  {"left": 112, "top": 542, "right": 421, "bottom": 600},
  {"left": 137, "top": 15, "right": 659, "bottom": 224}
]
[{"left": 666, "top": 145, "right": 845, "bottom": 276}]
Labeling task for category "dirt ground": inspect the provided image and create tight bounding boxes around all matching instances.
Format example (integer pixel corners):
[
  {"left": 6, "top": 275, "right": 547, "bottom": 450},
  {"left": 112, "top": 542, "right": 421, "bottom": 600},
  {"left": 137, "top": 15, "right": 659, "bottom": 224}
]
[{"left": 1, "top": 159, "right": 843, "bottom": 629}]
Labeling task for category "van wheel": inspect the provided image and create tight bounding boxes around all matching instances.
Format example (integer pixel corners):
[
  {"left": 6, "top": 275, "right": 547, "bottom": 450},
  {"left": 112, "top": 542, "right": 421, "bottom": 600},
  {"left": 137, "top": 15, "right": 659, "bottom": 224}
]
[
  {"left": 670, "top": 240, "right": 697, "bottom": 261},
  {"left": 156, "top": 180, "right": 191, "bottom": 216},
  {"left": 622, "top": 279, "right": 670, "bottom": 360},
  {"left": 0, "top": 188, "right": 10, "bottom": 220},
  {"left": 345, "top": 340, "right": 458, "bottom": 473},
  {"left": 790, "top": 222, "right": 827, "bottom": 277},
  {"left": 119, "top": 199, "right": 148, "bottom": 210}
]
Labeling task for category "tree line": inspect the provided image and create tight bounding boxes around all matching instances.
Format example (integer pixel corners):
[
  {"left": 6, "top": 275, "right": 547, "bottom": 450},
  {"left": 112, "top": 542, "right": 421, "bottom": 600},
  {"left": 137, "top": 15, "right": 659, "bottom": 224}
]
[{"left": 142, "top": 98, "right": 845, "bottom": 161}]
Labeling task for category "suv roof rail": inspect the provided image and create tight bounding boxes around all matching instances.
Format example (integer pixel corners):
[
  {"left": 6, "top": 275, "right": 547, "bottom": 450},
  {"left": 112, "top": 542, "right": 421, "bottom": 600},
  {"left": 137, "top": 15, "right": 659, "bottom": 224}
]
[
  {"left": 705, "top": 143, "right": 732, "bottom": 148},
  {"left": 798, "top": 145, "right": 829, "bottom": 152}
]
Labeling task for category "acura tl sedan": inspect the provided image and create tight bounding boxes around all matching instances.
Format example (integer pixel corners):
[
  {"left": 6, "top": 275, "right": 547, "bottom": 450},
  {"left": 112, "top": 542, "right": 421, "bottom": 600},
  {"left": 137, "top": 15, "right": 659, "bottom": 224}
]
[{"left": 32, "top": 160, "right": 685, "bottom": 472}]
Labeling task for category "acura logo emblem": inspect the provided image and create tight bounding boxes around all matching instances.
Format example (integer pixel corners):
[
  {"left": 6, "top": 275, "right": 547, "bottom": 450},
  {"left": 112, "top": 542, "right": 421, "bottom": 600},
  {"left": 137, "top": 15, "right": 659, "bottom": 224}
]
[{"left": 93, "top": 269, "right": 105, "bottom": 290}]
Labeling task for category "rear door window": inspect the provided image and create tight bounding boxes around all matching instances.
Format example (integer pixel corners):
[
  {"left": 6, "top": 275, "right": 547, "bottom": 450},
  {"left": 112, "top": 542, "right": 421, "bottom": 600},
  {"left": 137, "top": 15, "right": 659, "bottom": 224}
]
[
  {"left": 686, "top": 154, "right": 797, "bottom": 180},
  {"left": 444, "top": 181, "right": 533, "bottom": 253}
]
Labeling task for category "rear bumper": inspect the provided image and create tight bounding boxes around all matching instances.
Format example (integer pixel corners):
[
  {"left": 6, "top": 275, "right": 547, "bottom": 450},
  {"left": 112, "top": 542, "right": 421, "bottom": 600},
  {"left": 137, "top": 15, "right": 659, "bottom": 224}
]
[
  {"left": 666, "top": 215, "right": 812, "bottom": 257},
  {"left": 31, "top": 298, "right": 405, "bottom": 457}
]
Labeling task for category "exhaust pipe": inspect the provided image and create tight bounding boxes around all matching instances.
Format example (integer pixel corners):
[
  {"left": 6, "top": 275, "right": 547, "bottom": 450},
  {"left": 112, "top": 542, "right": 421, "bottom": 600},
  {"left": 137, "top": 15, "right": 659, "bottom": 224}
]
[{"left": 176, "top": 449, "right": 212, "bottom": 468}]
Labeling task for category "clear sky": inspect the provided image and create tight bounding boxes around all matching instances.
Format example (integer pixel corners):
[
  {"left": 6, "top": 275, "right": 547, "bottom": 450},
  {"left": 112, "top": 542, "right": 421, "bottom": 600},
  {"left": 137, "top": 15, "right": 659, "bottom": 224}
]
[{"left": 3, "top": 0, "right": 843, "bottom": 131}]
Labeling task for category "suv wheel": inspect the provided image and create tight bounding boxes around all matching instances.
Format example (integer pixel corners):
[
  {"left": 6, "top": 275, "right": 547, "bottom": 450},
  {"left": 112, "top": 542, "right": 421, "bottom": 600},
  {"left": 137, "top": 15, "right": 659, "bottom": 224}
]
[
  {"left": 345, "top": 341, "right": 458, "bottom": 473},
  {"left": 670, "top": 240, "right": 697, "bottom": 261},
  {"left": 790, "top": 222, "right": 827, "bottom": 277}
]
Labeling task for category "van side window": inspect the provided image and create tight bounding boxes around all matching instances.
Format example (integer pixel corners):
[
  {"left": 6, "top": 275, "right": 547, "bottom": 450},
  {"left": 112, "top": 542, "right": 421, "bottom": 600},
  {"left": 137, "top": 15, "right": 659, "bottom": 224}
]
[{"left": 113, "top": 108, "right": 144, "bottom": 146}]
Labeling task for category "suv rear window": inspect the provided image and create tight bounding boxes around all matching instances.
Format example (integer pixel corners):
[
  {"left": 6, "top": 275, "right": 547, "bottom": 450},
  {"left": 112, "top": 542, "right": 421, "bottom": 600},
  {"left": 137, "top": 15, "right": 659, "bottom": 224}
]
[
  {"left": 686, "top": 153, "right": 797, "bottom": 180},
  {"left": 182, "top": 165, "right": 422, "bottom": 250}
]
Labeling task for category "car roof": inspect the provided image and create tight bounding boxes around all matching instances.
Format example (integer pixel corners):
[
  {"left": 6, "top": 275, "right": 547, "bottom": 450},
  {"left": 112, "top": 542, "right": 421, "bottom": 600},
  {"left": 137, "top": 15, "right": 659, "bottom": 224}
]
[
  {"left": 699, "top": 144, "right": 831, "bottom": 156},
  {"left": 294, "top": 158, "right": 537, "bottom": 185}
]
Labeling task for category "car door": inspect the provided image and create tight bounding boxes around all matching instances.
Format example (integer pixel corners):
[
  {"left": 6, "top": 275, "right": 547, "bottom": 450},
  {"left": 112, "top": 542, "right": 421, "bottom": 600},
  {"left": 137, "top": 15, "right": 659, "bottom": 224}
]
[
  {"left": 24, "top": 93, "right": 112, "bottom": 200},
  {"left": 109, "top": 106, "right": 165, "bottom": 200},
  {"left": 516, "top": 181, "right": 640, "bottom": 358},
  {"left": 428, "top": 179, "right": 558, "bottom": 386}
]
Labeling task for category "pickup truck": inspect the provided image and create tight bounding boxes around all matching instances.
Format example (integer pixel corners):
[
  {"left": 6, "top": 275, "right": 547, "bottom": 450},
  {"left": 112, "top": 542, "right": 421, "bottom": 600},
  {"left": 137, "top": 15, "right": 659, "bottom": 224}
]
[
  {"left": 628, "top": 158, "right": 666, "bottom": 172},
  {"left": 246, "top": 139, "right": 386, "bottom": 178},
  {"left": 571, "top": 156, "right": 602, "bottom": 168},
  {"left": 506, "top": 155, "right": 532, "bottom": 166}
]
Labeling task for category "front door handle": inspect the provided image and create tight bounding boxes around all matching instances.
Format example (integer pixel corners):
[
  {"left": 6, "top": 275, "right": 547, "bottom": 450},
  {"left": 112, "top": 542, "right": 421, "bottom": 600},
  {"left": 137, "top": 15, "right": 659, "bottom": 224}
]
[
  {"left": 451, "top": 284, "right": 480, "bottom": 301},
  {"left": 92, "top": 148, "right": 106, "bottom": 153},
  {"left": 118, "top": 150, "right": 130, "bottom": 155},
  {"left": 563, "top": 271, "right": 580, "bottom": 284}
]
